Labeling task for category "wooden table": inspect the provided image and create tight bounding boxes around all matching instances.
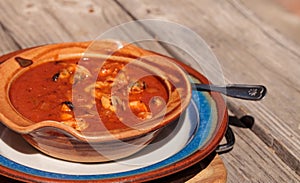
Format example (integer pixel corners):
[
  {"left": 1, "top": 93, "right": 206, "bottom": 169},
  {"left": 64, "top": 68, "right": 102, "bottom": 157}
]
[{"left": 0, "top": 0, "right": 299, "bottom": 182}]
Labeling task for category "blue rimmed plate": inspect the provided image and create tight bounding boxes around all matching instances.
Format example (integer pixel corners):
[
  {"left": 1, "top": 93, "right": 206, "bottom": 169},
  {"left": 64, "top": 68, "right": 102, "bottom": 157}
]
[
  {"left": 0, "top": 89, "right": 227, "bottom": 182},
  {"left": 0, "top": 48, "right": 228, "bottom": 182}
]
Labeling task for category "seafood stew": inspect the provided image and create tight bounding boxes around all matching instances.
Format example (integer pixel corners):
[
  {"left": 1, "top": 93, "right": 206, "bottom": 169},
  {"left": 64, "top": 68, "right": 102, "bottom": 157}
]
[{"left": 9, "top": 58, "right": 169, "bottom": 132}]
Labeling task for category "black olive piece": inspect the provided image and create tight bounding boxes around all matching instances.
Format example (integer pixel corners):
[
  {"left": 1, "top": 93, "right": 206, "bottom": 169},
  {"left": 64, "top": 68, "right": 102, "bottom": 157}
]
[
  {"left": 62, "top": 101, "right": 74, "bottom": 110},
  {"left": 52, "top": 72, "right": 60, "bottom": 82}
]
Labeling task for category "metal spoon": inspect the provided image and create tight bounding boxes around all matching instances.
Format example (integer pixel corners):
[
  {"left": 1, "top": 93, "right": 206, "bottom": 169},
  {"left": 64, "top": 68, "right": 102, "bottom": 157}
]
[{"left": 192, "top": 84, "right": 267, "bottom": 100}]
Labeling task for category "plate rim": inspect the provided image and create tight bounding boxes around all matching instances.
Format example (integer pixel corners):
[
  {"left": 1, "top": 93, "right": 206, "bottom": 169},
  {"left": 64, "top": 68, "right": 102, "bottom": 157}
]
[{"left": 0, "top": 43, "right": 228, "bottom": 182}]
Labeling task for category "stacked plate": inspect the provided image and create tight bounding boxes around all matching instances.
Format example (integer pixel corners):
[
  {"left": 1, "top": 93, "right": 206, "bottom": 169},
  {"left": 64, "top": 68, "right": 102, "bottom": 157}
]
[{"left": 0, "top": 44, "right": 228, "bottom": 182}]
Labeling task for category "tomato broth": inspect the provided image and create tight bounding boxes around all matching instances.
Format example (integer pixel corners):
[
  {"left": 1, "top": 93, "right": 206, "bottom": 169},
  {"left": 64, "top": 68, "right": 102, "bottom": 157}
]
[{"left": 9, "top": 58, "right": 169, "bottom": 132}]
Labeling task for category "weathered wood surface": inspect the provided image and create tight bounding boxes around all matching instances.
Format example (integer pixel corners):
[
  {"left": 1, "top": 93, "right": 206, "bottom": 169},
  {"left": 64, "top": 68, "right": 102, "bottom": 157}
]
[
  {"left": 117, "top": 0, "right": 300, "bottom": 179},
  {"left": 0, "top": 0, "right": 299, "bottom": 182}
]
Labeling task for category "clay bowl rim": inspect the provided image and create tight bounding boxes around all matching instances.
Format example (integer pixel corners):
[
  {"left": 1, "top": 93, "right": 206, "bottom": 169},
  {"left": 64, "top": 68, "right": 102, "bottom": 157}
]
[{"left": 0, "top": 41, "right": 192, "bottom": 143}]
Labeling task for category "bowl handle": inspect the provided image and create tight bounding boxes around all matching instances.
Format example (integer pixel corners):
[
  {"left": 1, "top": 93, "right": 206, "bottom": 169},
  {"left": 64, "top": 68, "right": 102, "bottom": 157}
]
[{"left": 215, "top": 126, "right": 235, "bottom": 154}]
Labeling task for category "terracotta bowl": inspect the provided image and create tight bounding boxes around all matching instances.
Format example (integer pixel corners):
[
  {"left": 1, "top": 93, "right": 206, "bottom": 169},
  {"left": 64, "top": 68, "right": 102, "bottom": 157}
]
[{"left": 0, "top": 40, "right": 192, "bottom": 162}]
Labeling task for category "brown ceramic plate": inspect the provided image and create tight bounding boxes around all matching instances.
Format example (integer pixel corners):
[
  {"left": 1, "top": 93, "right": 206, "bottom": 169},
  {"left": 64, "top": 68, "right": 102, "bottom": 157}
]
[{"left": 0, "top": 45, "right": 227, "bottom": 182}]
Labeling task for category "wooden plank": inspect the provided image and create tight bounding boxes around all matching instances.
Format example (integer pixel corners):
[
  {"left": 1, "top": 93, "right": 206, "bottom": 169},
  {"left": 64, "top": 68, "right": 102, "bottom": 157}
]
[
  {"left": 186, "top": 155, "right": 226, "bottom": 183},
  {"left": 0, "top": 21, "right": 21, "bottom": 54},
  {"left": 117, "top": 0, "right": 300, "bottom": 176},
  {"left": 0, "top": 0, "right": 119, "bottom": 47},
  {"left": 241, "top": 0, "right": 300, "bottom": 44},
  {"left": 0, "top": 0, "right": 170, "bottom": 56},
  {"left": 0, "top": 0, "right": 299, "bottom": 182},
  {"left": 221, "top": 125, "right": 300, "bottom": 182}
]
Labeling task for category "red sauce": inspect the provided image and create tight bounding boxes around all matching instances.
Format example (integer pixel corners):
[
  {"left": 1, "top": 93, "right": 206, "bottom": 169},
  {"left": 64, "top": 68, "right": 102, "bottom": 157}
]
[{"left": 9, "top": 59, "right": 169, "bottom": 131}]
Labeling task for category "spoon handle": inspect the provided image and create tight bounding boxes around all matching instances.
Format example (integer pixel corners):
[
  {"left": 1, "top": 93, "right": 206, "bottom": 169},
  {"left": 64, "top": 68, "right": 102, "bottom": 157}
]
[{"left": 193, "top": 84, "right": 267, "bottom": 100}]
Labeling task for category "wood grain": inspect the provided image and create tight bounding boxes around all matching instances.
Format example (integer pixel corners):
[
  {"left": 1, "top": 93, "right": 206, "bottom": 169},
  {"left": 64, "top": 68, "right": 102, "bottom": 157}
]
[
  {"left": 221, "top": 125, "right": 299, "bottom": 182},
  {"left": 117, "top": 0, "right": 300, "bottom": 178},
  {"left": 242, "top": 0, "right": 300, "bottom": 44},
  {"left": 186, "top": 155, "right": 226, "bottom": 183},
  {"left": 0, "top": 0, "right": 300, "bottom": 182},
  {"left": 0, "top": 0, "right": 169, "bottom": 55}
]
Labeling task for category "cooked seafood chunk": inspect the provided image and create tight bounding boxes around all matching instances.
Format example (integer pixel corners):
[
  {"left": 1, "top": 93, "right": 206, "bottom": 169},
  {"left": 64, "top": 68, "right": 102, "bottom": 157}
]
[
  {"left": 129, "top": 81, "right": 146, "bottom": 93},
  {"left": 101, "top": 95, "right": 116, "bottom": 111},
  {"left": 61, "top": 118, "right": 89, "bottom": 131}
]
